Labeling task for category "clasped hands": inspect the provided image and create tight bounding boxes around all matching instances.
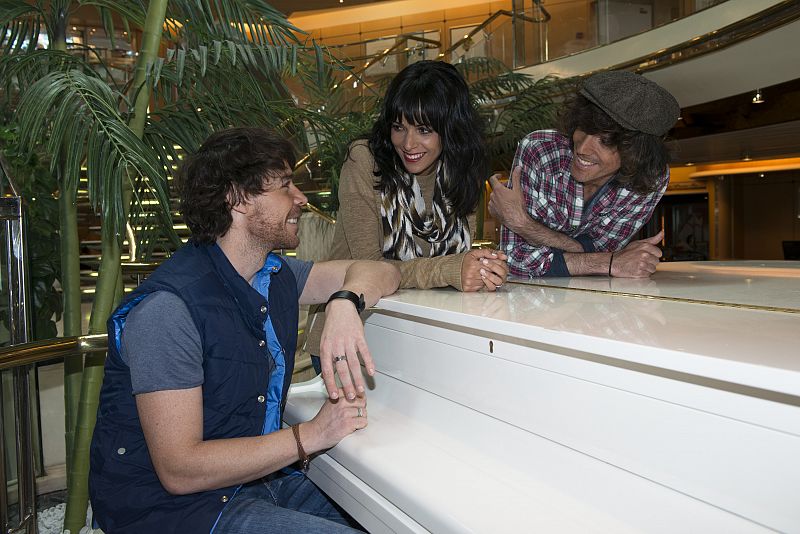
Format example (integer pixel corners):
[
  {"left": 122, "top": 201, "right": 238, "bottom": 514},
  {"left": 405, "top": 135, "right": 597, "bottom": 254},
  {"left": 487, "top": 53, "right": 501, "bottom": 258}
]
[{"left": 461, "top": 249, "right": 508, "bottom": 291}]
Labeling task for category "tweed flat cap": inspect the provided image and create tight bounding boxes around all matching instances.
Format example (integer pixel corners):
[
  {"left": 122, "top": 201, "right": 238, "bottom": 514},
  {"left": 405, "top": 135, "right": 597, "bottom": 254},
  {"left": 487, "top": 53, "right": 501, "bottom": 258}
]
[{"left": 579, "top": 71, "right": 680, "bottom": 136}]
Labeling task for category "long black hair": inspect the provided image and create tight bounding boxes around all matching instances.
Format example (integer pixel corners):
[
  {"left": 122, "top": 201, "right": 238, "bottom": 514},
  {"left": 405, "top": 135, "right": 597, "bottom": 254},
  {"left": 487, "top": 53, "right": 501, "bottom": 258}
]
[
  {"left": 368, "top": 60, "right": 486, "bottom": 218},
  {"left": 562, "top": 94, "right": 670, "bottom": 194}
]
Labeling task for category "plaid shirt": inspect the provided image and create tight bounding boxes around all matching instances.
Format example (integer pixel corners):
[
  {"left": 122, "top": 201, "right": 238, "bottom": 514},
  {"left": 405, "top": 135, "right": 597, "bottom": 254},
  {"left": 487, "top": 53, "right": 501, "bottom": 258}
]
[{"left": 500, "top": 130, "right": 668, "bottom": 277}]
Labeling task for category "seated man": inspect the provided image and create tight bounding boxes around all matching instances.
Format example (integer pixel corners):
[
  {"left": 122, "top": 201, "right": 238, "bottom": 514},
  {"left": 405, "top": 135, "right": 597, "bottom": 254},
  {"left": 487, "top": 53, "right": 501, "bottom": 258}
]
[
  {"left": 89, "top": 127, "right": 401, "bottom": 534},
  {"left": 489, "top": 70, "right": 680, "bottom": 278}
]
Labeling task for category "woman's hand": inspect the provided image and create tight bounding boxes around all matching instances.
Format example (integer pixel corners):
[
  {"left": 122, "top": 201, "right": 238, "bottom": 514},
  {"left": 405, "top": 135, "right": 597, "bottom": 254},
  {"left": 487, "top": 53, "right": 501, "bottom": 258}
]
[{"left": 461, "top": 249, "right": 508, "bottom": 292}]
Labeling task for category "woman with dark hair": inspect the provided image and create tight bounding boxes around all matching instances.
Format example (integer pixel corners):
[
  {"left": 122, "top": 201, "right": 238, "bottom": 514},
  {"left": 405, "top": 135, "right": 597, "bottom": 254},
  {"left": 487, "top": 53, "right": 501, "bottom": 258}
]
[
  {"left": 327, "top": 59, "right": 507, "bottom": 289},
  {"left": 307, "top": 60, "right": 507, "bottom": 373}
]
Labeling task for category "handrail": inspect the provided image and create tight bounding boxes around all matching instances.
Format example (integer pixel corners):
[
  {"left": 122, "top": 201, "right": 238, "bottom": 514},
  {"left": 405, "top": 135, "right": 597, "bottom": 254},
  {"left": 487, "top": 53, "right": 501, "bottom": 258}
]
[
  {"left": 322, "top": 32, "right": 439, "bottom": 52},
  {"left": 442, "top": 8, "right": 550, "bottom": 60},
  {"left": 336, "top": 34, "right": 441, "bottom": 90},
  {"left": 334, "top": 35, "right": 441, "bottom": 64},
  {"left": 304, "top": 203, "right": 336, "bottom": 225},
  {"left": 0, "top": 335, "right": 108, "bottom": 371},
  {"left": 613, "top": 0, "right": 800, "bottom": 75}
]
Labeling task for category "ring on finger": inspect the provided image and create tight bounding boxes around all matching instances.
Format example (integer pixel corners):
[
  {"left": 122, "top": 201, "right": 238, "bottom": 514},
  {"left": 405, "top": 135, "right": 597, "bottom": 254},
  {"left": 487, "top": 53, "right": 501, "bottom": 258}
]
[
  {"left": 333, "top": 355, "right": 347, "bottom": 363},
  {"left": 357, "top": 407, "right": 363, "bottom": 418}
]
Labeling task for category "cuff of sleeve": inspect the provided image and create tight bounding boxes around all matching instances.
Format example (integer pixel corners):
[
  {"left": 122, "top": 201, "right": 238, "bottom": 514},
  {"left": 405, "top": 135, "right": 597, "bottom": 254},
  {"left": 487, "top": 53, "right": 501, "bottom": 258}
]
[
  {"left": 576, "top": 234, "right": 596, "bottom": 253},
  {"left": 543, "top": 249, "right": 570, "bottom": 277},
  {"left": 448, "top": 253, "right": 468, "bottom": 291}
]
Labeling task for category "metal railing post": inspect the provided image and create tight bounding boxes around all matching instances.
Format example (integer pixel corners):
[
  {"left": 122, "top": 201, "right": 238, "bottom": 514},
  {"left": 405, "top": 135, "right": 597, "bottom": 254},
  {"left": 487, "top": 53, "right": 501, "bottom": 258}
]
[{"left": 1, "top": 196, "right": 36, "bottom": 534}]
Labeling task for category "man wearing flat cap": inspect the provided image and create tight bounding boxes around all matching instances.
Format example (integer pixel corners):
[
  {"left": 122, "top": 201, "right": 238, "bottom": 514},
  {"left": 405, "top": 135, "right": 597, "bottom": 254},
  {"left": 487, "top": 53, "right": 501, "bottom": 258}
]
[{"left": 489, "top": 70, "right": 680, "bottom": 278}]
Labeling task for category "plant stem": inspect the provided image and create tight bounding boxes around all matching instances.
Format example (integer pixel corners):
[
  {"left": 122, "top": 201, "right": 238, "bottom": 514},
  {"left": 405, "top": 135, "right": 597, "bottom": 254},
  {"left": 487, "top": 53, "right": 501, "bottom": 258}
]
[
  {"left": 59, "top": 174, "right": 82, "bottom": 483},
  {"left": 62, "top": 1, "right": 169, "bottom": 531}
]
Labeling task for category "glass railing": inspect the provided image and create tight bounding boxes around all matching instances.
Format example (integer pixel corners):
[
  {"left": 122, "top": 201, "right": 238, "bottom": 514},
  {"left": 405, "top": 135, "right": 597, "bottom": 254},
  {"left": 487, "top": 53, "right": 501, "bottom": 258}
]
[
  {"left": 519, "top": 0, "right": 727, "bottom": 64},
  {"left": 321, "top": 0, "right": 730, "bottom": 84}
]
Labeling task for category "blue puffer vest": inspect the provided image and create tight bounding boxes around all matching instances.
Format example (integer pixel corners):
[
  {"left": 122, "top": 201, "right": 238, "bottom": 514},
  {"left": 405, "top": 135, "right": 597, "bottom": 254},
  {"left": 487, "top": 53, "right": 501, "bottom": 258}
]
[{"left": 89, "top": 242, "right": 298, "bottom": 533}]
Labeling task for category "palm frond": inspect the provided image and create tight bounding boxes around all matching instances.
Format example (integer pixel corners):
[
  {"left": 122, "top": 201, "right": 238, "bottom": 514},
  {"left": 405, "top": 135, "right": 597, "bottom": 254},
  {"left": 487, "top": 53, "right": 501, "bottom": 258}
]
[
  {"left": 15, "top": 69, "right": 172, "bottom": 242},
  {"left": 78, "top": 0, "right": 147, "bottom": 31},
  {"left": 0, "top": 0, "right": 45, "bottom": 53},
  {"left": 485, "top": 76, "right": 576, "bottom": 165},
  {"left": 0, "top": 49, "right": 98, "bottom": 109},
  {"left": 163, "top": 0, "right": 303, "bottom": 48},
  {"left": 454, "top": 56, "right": 514, "bottom": 81},
  {"left": 468, "top": 71, "right": 534, "bottom": 103}
]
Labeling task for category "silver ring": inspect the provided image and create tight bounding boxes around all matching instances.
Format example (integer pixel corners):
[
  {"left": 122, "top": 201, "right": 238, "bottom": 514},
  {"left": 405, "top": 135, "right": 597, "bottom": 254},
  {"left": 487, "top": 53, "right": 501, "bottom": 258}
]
[
  {"left": 357, "top": 407, "right": 363, "bottom": 418},
  {"left": 333, "top": 355, "right": 347, "bottom": 363}
]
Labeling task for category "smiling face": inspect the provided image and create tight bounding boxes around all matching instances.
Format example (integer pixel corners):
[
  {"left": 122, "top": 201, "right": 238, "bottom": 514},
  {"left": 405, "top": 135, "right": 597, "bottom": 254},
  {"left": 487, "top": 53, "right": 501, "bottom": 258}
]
[
  {"left": 243, "top": 165, "right": 307, "bottom": 250},
  {"left": 390, "top": 117, "right": 443, "bottom": 176},
  {"left": 570, "top": 128, "right": 622, "bottom": 187}
]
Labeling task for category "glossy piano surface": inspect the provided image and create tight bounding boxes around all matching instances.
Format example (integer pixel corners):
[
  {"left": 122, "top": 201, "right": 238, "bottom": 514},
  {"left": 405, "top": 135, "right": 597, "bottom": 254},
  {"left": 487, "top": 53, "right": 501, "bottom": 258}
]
[{"left": 285, "top": 261, "right": 800, "bottom": 533}]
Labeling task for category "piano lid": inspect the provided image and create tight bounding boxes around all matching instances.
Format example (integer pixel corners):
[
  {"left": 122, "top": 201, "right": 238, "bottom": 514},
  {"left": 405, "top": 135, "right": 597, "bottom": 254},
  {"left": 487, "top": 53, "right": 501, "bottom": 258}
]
[
  {"left": 519, "top": 260, "right": 800, "bottom": 312},
  {"left": 376, "top": 261, "right": 800, "bottom": 398}
]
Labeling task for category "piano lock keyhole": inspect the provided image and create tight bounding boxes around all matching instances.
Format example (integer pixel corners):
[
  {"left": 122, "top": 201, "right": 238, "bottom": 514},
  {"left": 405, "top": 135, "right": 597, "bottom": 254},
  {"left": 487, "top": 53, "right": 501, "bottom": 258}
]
[{"left": 489, "top": 340, "right": 494, "bottom": 354}]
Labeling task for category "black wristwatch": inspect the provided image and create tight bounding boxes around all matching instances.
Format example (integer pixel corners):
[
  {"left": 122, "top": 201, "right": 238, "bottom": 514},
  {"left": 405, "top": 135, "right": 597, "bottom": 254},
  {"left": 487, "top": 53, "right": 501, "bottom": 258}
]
[{"left": 327, "top": 290, "right": 366, "bottom": 314}]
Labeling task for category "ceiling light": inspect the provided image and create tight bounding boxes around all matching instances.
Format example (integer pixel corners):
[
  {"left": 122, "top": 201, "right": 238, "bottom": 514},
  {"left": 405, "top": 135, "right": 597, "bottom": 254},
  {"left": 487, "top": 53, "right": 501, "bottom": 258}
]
[{"left": 752, "top": 89, "right": 764, "bottom": 104}]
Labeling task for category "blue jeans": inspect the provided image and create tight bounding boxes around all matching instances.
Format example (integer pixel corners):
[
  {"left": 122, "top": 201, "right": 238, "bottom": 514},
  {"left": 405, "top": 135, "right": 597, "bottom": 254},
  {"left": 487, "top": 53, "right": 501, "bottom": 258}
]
[{"left": 212, "top": 471, "right": 362, "bottom": 534}]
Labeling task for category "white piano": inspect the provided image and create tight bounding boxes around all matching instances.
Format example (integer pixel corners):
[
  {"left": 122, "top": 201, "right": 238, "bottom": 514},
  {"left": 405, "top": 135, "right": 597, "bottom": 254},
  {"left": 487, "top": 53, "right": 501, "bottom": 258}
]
[{"left": 285, "top": 261, "right": 800, "bottom": 533}]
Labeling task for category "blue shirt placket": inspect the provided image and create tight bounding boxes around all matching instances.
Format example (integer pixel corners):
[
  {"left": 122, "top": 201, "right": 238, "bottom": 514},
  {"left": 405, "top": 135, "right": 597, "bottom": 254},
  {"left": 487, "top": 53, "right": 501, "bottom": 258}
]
[{"left": 251, "top": 253, "right": 287, "bottom": 436}]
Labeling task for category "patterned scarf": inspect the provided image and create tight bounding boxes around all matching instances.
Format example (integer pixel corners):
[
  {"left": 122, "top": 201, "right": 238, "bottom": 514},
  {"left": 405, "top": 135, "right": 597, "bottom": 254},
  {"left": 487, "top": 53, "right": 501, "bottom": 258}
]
[{"left": 380, "top": 162, "right": 471, "bottom": 260}]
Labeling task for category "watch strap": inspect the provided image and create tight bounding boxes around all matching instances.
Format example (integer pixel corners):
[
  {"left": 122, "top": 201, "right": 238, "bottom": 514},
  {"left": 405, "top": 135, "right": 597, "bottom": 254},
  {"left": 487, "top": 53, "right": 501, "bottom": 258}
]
[{"left": 327, "top": 290, "right": 366, "bottom": 314}]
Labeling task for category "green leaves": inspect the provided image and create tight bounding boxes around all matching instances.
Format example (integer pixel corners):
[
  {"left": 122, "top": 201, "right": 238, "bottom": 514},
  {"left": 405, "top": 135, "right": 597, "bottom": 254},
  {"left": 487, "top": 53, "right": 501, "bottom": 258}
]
[
  {"left": 161, "top": 0, "right": 302, "bottom": 48},
  {"left": 15, "top": 69, "right": 171, "bottom": 244},
  {"left": 485, "top": 74, "right": 574, "bottom": 165},
  {"left": 0, "top": 0, "right": 44, "bottom": 54}
]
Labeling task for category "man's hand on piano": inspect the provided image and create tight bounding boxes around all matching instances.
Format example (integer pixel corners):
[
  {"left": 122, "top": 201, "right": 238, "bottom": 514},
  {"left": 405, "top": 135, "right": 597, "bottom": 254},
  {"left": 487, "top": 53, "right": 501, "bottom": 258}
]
[
  {"left": 306, "top": 390, "right": 368, "bottom": 451},
  {"left": 319, "top": 298, "right": 374, "bottom": 401},
  {"left": 610, "top": 230, "right": 664, "bottom": 278}
]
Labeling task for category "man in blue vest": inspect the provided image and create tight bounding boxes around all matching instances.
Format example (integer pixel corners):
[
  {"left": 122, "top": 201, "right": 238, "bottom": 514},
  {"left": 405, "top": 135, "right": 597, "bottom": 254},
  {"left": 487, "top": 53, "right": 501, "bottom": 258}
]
[{"left": 89, "top": 127, "right": 401, "bottom": 533}]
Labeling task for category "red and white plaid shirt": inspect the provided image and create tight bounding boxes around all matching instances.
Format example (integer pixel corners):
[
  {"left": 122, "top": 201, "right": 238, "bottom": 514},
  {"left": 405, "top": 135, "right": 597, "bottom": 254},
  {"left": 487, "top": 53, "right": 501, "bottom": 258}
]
[{"left": 500, "top": 130, "right": 669, "bottom": 277}]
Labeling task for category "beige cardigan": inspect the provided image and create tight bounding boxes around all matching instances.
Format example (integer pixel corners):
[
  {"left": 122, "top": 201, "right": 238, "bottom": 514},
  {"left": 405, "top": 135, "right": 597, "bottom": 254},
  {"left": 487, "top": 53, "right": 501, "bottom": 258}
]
[{"left": 306, "top": 140, "right": 476, "bottom": 355}]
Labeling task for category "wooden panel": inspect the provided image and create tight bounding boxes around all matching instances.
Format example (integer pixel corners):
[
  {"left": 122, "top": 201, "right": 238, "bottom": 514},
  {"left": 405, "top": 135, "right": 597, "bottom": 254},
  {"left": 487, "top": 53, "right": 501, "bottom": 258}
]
[{"left": 736, "top": 175, "right": 795, "bottom": 259}]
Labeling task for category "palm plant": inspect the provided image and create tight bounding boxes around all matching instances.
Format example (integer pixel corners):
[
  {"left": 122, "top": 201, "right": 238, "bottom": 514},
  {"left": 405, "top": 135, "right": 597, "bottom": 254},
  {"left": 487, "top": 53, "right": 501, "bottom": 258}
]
[
  {"left": 455, "top": 56, "right": 574, "bottom": 169},
  {"left": 1, "top": 1, "right": 340, "bottom": 530}
]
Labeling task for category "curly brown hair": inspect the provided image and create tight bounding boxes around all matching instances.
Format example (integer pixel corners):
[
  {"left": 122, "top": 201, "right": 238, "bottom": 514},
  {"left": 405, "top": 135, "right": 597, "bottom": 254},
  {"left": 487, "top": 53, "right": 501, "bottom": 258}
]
[
  {"left": 562, "top": 94, "right": 670, "bottom": 194},
  {"left": 177, "top": 127, "right": 296, "bottom": 244}
]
